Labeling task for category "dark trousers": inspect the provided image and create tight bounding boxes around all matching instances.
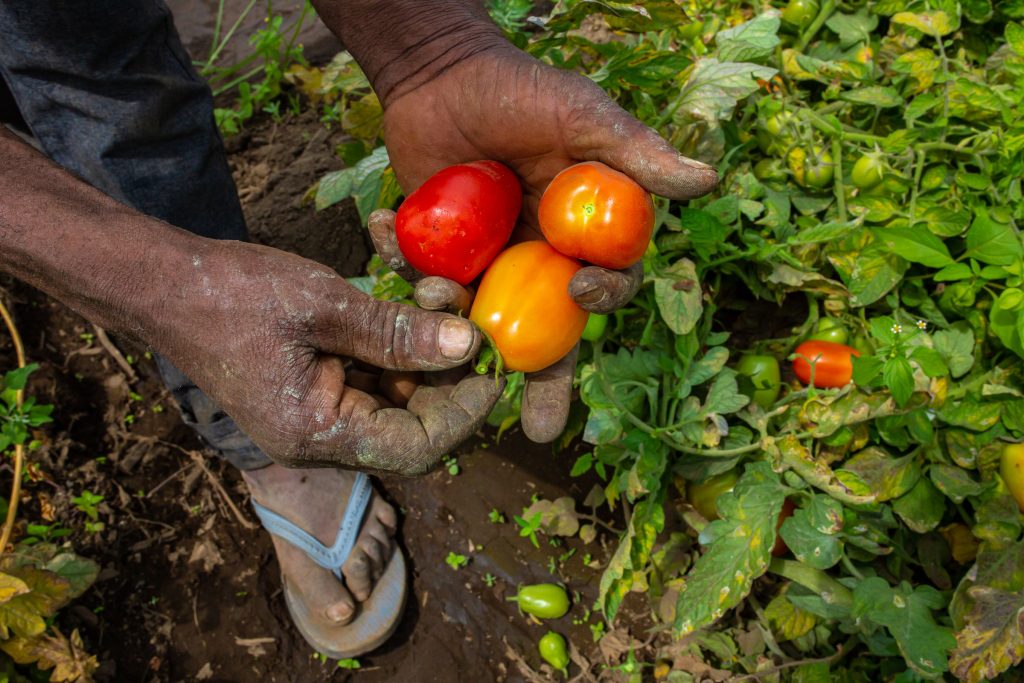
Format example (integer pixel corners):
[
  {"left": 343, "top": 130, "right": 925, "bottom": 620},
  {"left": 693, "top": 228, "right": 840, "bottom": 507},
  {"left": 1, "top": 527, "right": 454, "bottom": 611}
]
[{"left": 0, "top": 1, "right": 272, "bottom": 470}]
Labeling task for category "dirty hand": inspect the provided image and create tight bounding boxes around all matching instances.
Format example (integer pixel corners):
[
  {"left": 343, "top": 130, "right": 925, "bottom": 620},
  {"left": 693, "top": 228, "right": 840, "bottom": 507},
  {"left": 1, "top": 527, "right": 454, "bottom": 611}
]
[
  {"left": 376, "top": 47, "right": 719, "bottom": 442},
  {"left": 166, "top": 241, "right": 504, "bottom": 474}
]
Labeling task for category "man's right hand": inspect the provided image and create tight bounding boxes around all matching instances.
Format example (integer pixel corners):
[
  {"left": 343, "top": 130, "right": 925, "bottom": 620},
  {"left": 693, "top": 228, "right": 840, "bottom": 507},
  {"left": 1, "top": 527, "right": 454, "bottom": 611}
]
[
  {"left": 159, "top": 240, "right": 504, "bottom": 474},
  {"left": 0, "top": 127, "right": 503, "bottom": 475}
]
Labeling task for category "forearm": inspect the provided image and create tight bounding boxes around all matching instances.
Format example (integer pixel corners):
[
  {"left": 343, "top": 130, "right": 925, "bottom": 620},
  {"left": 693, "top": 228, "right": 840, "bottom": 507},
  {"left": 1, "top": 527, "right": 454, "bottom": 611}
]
[
  {"left": 312, "top": 0, "right": 508, "bottom": 105},
  {"left": 0, "top": 127, "right": 206, "bottom": 343}
]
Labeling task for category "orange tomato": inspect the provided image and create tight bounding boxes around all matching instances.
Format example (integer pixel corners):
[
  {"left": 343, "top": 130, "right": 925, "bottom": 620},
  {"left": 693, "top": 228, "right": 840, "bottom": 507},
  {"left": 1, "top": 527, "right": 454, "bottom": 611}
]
[
  {"left": 537, "top": 161, "right": 655, "bottom": 270},
  {"left": 469, "top": 241, "right": 588, "bottom": 372},
  {"left": 792, "top": 340, "right": 860, "bottom": 388}
]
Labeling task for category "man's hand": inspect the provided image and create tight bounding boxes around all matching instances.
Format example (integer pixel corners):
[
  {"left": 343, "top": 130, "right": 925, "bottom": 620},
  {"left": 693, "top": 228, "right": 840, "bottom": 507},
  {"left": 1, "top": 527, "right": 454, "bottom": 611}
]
[
  {"left": 369, "top": 50, "right": 718, "bottom": 443},
  {"left": 0, "top": 127, "right": 503, "bottom": 475}
]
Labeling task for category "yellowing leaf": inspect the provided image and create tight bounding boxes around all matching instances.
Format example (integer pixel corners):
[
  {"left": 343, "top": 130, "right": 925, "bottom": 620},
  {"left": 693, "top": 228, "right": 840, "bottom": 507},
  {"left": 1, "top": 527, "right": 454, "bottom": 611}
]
[
  {"left": 950, "top": 586, "right": 1024, "bottom": 683},
  {"left": 766, "top": 589, "right": 817, "bottom": 641},
  {"left": 0, "top": 567, "right": 71, "bottom": 639},
  {"left": 0, "top": 572, "right": 31, "bottom": 605},
  {"left": 892, "top": 11, "right": 954, "bottom": 37},
  {"left": 1, "top": 628, "right": 99, "bottom": 683},
  {"left": 942, "top": 523, "right": 980, "bottom": 564}
]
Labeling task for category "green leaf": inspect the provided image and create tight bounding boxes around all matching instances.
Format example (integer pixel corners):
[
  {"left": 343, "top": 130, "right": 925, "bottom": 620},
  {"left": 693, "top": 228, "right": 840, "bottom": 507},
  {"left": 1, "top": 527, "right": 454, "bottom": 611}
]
[
  {"left": 893, "top": 478, "right": 946, "bottom": 533},
  {"left": 654, "top": 258, "right": 703, "bottom": 335},
  {"left": 673, "top": 463, "right": 788, "bottom": 636},
  {"left": 840, "top": 86, "right": 904, "bottom": 108},
  {"left": 934, "top": 263, "right": 973, "bottom": 281},
  {"left": 715, "top": 12, "right": 781, "bottom": 63},
  {"left": 910, "top": 346, "right": 948, "bottom": 378},
  {"left": 674, "top": 58, "right": 777, "bottom": 123},
  {"left": 892, "top": 10, "right": 955, "bottom": 37},
  {"left": 702, "top": 370, "right": 750, "bottom": 416},
  {"left": 921, "top": 206, "right": 970, "bottom": 237},
  {"left": 1008, "top": 22, "right": 1024, "bottom": 56},
  {"left": 825, "top": 9, "right": 878, "bottom": 47},
  {"left": 964, "top": 212, "right": 1021, "bottom": 266},
  {"left": 937, "top": 399, "right": 1002, "bottom": 431},
  {"left": 930, "top": 464, "right": 989, "bottom": 503},
  {"left": 599, "top": 493, "right": 664, "bottom": 622},
  {"left": 852, "top": 578, "right": 956, "bottom": 677},
  {"left": 883, "top": 356, "right": 915, "bottom": 406},
  {"left": 779, "top": 503, "right": 843, "bottom": 569},
  {"left": 828, "top": 232, "right": 907, "bottom": 307},
  {"left": 991, "top": 289, "right": 1024, "bottom": 359},
  {"left": 315, "top": 146, "right": 393, "bottom": 222},
  {"left": 950, "top": 586, "right": 1024, "bottom": 682},
  {"left": 933, "top": 325, "right": 976, "bottom": 378},
  {"left": 873, "top": 227, "right": 953, "bottom": 267},
  {"left": 837, "top": 447, "right": 920, "bottom": 502},
  {"left": 42, "top": 554, "right": 98, "bottom": 600}
]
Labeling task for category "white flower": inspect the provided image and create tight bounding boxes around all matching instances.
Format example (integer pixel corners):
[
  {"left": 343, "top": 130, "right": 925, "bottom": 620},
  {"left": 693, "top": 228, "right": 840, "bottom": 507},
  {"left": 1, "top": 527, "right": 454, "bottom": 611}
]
[
  {"left": 891, "top": 323, "right": 903, "bottom": 334},
  {"left": 916, "top": 320, "right": 927, "bottom": 330}
]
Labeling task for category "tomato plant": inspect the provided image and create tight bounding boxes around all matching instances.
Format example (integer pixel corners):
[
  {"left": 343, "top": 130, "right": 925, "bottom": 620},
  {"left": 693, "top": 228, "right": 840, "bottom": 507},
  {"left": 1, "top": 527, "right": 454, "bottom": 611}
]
[
  {"left": 850, "top": 153, "right": 885, "bottom": 189},
  {"left": 786, "top": 145, "right": 833, "bottom": 189},
  {"left": 395, "top": 160, "right": 521, "bottom": 285},
  {"left": 470, "top": 241, "right": 587, "bottom": 372},
  {"left": 792, "top": 340, "right": 859, "bottom": 388},
  {"left": 736, "top": 354, "right": 781, "bottom": 409},
  {"left": 781, "top": 0, "right": 819, "bottom": 29},
  {"left": 687, "top": 470, "right": 740, "bottom": 521},
  {"left": 538, "top": 161, "right": 655, "bottom": 270},
  {"left": 807, "top": 317, "right": 849, "bottom": 345}
]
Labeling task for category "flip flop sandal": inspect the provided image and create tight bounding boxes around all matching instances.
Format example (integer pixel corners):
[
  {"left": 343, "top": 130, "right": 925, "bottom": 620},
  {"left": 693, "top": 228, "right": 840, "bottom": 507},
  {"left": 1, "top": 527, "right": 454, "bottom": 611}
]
[{"left": 252, "top": 472, "right": 407, "bottom": 659}]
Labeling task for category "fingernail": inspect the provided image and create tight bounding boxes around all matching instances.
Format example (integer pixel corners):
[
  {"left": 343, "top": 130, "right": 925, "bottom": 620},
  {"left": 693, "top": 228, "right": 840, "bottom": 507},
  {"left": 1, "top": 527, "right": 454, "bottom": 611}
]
[
  {"left": 438, "top": 319, "right": 474, "bottom": 360},
  {"left": 571, "top": 283, "right": 603, "bottom": 306},
  {"left": 327, "top": 602, "right": 352, "bottom": 623},
  {"left": 679, "top": 155, "right": 714, "bottom": 170}
]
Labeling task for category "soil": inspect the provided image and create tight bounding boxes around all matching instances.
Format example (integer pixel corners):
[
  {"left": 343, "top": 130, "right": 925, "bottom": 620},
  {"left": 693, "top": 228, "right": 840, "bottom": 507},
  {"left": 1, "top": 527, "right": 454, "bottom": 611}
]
[{"left": 0, "top": 111, "right": 653, "bottom": 682}]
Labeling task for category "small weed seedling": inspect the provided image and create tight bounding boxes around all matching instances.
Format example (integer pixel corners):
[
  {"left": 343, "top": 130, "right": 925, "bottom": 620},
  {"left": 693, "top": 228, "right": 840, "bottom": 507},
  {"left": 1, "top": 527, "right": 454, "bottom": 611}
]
[{"left": 445, "top": 552, "right": 469, "bottom": 570}]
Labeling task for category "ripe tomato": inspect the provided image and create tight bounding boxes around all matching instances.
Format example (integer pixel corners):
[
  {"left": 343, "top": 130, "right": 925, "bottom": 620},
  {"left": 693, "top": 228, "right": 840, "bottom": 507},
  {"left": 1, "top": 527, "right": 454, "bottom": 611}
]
[
  {"left": 787, "top": 145, "right": 834, "bottom": 189},
  {"left": 688, "top": 470, "right": 740, "bottom": 521},
  {"left": 773, "top": 499, "right": 797, "bottom": 557},
  {"left": 470, "top": 242, "right": 588, "bottom": 372},
  {"left": 538, "top": 161, "right": 655, "bottom": 270},
  {"left": 736, "top": 354, "right": 781, "bottom": 409},
  {"left": 792, "top": 340, "right": 860, "bottom": 388},
  {"left": 1000, "top": 444, "right": 1024, "bottom": 513},
  {"left": 808, "top": 317, "right": 849, "bottom": 345},
  {"left": 850, "top": 154, "right": 885, "bottom": 189},
  {"left": 395, "top": 160, "right": 521, "bottom": 285},
  {"left": 782, "top": 0, "right": 819, "bottom": 29}
]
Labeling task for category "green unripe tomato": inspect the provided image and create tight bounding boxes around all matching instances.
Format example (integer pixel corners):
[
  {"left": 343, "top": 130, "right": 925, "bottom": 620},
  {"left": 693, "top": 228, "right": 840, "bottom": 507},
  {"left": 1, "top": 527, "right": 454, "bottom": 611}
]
[
  {"left": 581, "top": 314, "right": 608, "bottom": 342},
  {"left": 808, "top": 317, "right": 849, "bottom": 345},
  {"left": 782, "top": 0, "right": 820, "bottom": 28},
  {"left": 538, "top": 631, "right": 570, "bottom": 675},
  {"left": 787, "top": 145, "right": 834, "bottom": 189},
  {"left": 508, "top": 583, "right": 570, "bottom": 619},
  {"left": 688, "top": 469, "right": 740, "bottom": 521},
  {"left": 850, "top": 154, "right": 885, "bottom": 189},
  {"left": 757, "top": 111, "right": 796, "bottom": 154},
  {"left": 851, "top": 333, "right": 875, "bottom": 356},
  {"left": 753, "top": 158, "right": 788, "bottom": 186},
  {"left": 736, "top": 354, "right": 781, "bottom": 409}
]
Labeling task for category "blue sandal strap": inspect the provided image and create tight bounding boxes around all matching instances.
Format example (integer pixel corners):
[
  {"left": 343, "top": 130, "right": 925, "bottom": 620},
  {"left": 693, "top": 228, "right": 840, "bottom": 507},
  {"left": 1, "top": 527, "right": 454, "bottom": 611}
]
[{"left": 252, "top": 472, "right": 372, "bottom": 581}]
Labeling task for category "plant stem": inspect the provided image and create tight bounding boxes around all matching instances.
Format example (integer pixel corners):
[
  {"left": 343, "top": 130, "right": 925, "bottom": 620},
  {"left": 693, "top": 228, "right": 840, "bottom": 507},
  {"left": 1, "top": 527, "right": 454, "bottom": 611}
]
[
  {"left": 796, "top": 0, "right": 837, "bottom": 52},
  {"left": 768, "top": 557, "right": 853, "bottom": 608},
  {"left": 0, "top": 296, "right": 26, "bottom": 553},
  {"left": 830, "top": 136, "right": 847, "bottom": 222}
]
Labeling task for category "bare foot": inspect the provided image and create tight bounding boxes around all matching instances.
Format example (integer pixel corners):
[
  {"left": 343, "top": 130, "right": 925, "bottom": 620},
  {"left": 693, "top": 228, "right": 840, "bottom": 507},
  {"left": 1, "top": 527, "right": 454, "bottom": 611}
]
[{"left": 243, "top": 464, "right": 398, "bottom": 625}]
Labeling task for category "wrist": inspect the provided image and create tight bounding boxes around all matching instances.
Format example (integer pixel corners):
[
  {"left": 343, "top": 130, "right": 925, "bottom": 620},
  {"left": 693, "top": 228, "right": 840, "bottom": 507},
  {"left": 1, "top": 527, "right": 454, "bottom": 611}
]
[{"left": 313, "top": 0, "right": 509, "bottom": 105}]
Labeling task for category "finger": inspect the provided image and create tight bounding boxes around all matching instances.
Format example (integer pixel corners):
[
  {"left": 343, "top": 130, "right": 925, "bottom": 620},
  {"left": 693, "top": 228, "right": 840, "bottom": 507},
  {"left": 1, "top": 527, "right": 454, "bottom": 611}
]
[
  {"left": 341, "top": 546, "right": 375, "bottom": 602},
  {"left": 346, "top": 369, "right": 380, "bottom": 394},
  {"left": 564, "top": 78, "right": 719, "bottom": 200},
  {"left": 405, "top": 384, "right": 453, "bottom": 414},
  {"left": 301, "top": 371, "right": 505, "bottom": 474},
  {"left": 521, "top": 344, "right": 579, "bottom": 444},
  {"left": 568, "top": 262, "right": 643, "bottom": 314},
  {"left": 318, "top": 285, "right": 482, "bottom": 370},
  {"left": 380, "top": 369, "right": 421, "bottom": 407},
  {"left": 414, "top": 276, "right": 473, "bottom": 314},
  {"left": 368, "top": 208, "right": 421, "bottom": 283}
]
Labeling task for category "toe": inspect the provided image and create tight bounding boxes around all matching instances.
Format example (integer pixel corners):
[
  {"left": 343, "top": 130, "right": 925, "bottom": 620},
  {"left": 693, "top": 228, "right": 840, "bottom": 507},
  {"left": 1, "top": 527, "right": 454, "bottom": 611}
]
[
  {"left": 342, "top": 546, "right": 375, "bottom": 602},
  {"left": 359, "top": 535, "right": 386, "bottom": 582},
  {"left": 277, "top": 540, "right": 358, "bottom": 626},
  {"left": 374, "top": 500, "right": 399, "bottom": 536}
]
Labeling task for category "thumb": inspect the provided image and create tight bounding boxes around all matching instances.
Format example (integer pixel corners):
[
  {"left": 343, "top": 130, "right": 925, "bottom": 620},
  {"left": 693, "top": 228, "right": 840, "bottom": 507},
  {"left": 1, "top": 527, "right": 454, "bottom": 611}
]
[
  {"left": 316, "top": 284, "right": 481, "bottom": 371},
  {"left": 565, "top": 79, "right": 719, "bottom": 200}
]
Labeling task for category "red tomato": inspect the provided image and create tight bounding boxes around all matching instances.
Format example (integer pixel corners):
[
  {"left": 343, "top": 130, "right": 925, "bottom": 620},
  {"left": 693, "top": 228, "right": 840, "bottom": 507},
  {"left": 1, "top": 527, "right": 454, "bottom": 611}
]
[
  {"left": 395, "top": 161, "right": 521, "bottom": 285},
  {"left": 537, "top": 161, "right": 655, "bottom": 270},
  {"left": 772, "top": 499, "right": 797, "bottom": 557},
  {"left": 469, "top": 242, "right": 588, "bottom": 372},
  {"left": 792, "top": 340, "right": 860, "bottom": 388}
]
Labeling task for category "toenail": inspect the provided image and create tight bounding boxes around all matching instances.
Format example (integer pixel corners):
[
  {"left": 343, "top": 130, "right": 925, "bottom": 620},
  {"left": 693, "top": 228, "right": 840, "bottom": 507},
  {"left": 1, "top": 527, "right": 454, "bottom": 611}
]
[{"left": 327, "top": 603, "right": 352, "bottom": 623}]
